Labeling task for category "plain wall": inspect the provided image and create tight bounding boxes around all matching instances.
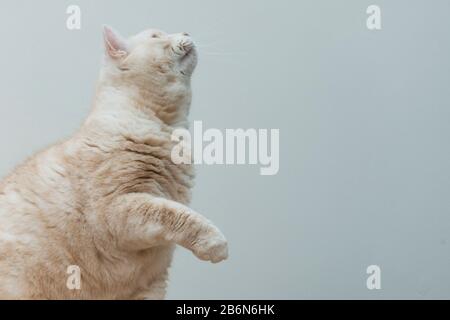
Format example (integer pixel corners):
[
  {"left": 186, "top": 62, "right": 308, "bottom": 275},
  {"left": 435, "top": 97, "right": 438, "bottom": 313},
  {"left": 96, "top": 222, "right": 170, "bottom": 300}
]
[{"left": 0, "top": 0, "right": 449, "bottom": 298}]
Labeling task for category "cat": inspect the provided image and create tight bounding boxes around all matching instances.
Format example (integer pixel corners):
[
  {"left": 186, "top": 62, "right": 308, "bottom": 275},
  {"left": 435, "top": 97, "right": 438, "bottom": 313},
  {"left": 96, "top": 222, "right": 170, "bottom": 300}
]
[{"left": 0, "top": 26, "right": 228, "bottom": 299}]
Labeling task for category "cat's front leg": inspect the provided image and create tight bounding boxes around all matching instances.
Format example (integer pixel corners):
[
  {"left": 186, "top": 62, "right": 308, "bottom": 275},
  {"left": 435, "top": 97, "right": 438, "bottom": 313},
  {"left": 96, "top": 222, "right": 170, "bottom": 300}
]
[{"left": 103, "top": 193, "right": 228, "bottom": 263}]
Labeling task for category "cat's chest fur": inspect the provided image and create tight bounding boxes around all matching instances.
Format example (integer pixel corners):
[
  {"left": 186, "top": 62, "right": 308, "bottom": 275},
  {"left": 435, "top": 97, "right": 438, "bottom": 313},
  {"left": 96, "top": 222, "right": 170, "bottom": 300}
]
[{"left": 78, "top": 114, "right": 194, "bottom": 205}]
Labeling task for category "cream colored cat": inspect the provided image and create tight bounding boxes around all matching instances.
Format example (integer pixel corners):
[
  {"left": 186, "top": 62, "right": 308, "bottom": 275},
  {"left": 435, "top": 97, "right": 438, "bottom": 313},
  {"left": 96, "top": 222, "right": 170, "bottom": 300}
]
[{"left": 0, "top": 26, "right": 228, "bottom": 299}]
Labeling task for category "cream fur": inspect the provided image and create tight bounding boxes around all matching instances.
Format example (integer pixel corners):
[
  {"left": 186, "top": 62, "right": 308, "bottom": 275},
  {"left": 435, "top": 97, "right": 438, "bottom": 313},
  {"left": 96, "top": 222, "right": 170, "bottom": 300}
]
[{"left": 0, "top": 26, "right": 228, "bottom": 299}]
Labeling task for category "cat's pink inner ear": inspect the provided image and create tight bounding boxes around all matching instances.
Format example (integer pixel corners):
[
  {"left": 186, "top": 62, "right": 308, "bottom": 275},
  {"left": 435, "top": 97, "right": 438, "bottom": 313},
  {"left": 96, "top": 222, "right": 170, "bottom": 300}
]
[{"left": 103, "top": 25, "right": 128, "bottom": 59}]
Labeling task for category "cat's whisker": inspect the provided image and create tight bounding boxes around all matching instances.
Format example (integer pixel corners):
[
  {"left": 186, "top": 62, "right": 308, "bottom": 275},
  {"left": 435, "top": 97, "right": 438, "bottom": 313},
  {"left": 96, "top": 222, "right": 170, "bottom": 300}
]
[
  {"left": 199, "top": 51, "right": 249, "bottom": 56},
  {"left": 195, "top": 43, "right": 220, "bottom": 48},
  {"left": 194, "top": 40, "right": 246, "bottom": 56},
  {"left": 193, "top": 39, "right": 223, "bottom": 49}
]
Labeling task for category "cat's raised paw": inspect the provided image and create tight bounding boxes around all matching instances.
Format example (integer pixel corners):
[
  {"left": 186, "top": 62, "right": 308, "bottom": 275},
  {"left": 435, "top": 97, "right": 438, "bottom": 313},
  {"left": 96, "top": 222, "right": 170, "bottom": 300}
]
[{"left": 192, "top": 231, "right": 228, "bottom": 264}]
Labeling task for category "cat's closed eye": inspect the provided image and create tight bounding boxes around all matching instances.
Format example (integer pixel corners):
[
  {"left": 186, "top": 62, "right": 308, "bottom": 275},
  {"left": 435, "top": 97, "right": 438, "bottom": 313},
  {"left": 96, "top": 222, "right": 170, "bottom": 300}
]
[{"left": 151, "top": 34, "right": 160, "bottom": 39}]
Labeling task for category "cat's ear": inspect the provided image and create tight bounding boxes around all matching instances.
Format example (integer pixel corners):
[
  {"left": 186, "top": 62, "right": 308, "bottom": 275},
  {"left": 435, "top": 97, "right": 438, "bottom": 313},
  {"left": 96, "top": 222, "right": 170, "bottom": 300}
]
[{"left": 103, "top": 25, "right": 128, "bottom": 60}]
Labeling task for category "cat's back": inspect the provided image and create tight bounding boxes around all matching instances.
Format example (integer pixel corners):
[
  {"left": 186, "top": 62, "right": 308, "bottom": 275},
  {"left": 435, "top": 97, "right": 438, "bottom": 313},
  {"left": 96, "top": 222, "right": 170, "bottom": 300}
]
[
  {"left": 0, "top": 141, "right": 85, "bottom": 261},
  {"left": 0, "top": 141, "right": 74, "bottom": 220},
  {"left": 0, "top": 143, "right": 79, "bottom": 298}
]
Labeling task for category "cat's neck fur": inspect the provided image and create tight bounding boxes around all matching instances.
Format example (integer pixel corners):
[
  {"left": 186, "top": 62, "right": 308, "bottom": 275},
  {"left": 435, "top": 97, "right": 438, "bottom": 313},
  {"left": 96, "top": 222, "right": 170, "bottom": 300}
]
[{"left": 86, "top": 63, "right": 192, "bottom": 131}]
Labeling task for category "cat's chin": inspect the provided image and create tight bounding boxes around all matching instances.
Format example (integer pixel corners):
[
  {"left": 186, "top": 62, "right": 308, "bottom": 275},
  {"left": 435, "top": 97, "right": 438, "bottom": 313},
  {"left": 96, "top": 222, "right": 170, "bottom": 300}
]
[
  {"left": 180, "top": 46, "right": 195, "bottom": 62},
  {"left": 179, "top": 48, "right": 197, "bottom": 76}
]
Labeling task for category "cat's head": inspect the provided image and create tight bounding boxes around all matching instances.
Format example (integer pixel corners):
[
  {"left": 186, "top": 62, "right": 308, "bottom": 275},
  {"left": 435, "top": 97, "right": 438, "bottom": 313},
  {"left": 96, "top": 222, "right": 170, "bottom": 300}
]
[
  {"left": 102, "top": 26, "right": 197, "bottom": 80},
  {"left": 100, "top": 26, "right": 197, "bottom": 125}
]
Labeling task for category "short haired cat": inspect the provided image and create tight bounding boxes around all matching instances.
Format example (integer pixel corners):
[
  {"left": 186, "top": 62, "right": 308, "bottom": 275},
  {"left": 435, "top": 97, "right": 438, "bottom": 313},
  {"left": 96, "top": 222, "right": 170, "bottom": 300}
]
[{"left": 0, "top": 26, "right": 228, "bottom": 299}]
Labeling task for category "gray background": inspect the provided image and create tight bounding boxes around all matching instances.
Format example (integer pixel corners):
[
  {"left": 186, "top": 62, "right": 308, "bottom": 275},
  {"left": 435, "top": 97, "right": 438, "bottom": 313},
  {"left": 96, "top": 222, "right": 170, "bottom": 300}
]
[{"left": 0, "top": 0, "right": 449, "bottom": 299}]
